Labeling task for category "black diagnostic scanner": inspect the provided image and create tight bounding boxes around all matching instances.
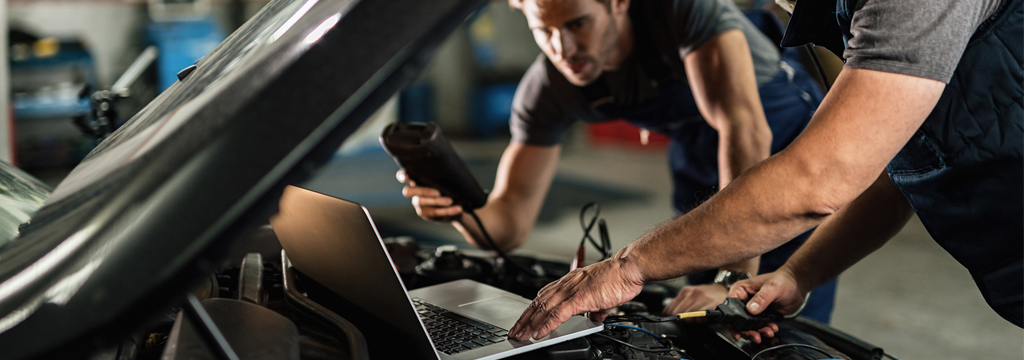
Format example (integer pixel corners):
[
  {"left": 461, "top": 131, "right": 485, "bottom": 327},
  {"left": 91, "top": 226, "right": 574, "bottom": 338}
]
[
  {"left": 710, "top": 298, "right": 786, "bottom": 331},
  {"left": 380, "top": 122, "right": 488, "bottom": 210}
]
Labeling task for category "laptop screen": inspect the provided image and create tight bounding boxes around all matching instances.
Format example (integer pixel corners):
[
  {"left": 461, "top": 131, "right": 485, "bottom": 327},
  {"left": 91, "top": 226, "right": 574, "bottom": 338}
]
[
  {"left": 271, "top": 186, "right": 605, "bottom": 360},
  {"left": 272, "top": 185, "right": 438, "bottom": 359}
]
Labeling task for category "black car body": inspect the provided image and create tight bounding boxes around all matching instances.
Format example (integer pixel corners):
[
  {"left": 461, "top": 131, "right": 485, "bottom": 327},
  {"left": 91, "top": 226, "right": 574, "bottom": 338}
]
[
  {"left": 0, "top": 0, "right": 891, "bottom": 359},
  {"left": 0, "top": 0, "right": 483, "bottom": 358}
]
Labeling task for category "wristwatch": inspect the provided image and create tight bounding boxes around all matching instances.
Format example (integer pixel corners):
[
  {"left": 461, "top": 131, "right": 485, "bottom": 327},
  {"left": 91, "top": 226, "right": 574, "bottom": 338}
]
[{"left": 713, "top": 269, "right": 751, "bottom": 290}]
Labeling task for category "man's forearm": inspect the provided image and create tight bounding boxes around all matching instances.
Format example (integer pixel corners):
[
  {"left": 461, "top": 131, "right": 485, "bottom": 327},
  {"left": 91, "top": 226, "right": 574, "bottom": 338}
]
[
  {"left": 451, "top": 208, "right": 498, "bottom": 249},
  {"left": 616, "top": 68, "right": 945, "bottom": 283},
  {"left": 716, "top": 109, "right": 772, "bottom": 189},
  {"left": 452, "top": 200, "right": 521, "bottom": 251},
  {"left": 621, "top": 153, "right": 833, "bottom": 281},
  {"left": 782, "top": 171, "right": 914, "bottom": 292},
  {"left": 715, "top": 123, "right": 771, "bottom": 277},
  {"left": 720, "top": 257, "right": 760, "bottom": 277},
  {"left": 453, "top": 142, "right": 562, "bottom": 252}
]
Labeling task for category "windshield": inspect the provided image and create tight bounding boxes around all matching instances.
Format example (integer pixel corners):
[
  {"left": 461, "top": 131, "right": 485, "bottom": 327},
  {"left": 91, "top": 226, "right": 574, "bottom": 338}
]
[{"left": 0, "top": 162, "right": 50, "bottom": 248}]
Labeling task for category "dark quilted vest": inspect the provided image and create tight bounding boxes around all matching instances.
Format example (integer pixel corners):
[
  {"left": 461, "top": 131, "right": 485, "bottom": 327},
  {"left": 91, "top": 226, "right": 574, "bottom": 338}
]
[{"left": 788, "top": 0, "right": 1023, "bottom": 325}]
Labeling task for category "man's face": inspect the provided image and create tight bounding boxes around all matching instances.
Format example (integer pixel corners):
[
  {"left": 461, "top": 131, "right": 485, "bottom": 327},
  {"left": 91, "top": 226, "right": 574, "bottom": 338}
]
[{"left": 523, "top": 0, "right": 621, "bottom": 86}]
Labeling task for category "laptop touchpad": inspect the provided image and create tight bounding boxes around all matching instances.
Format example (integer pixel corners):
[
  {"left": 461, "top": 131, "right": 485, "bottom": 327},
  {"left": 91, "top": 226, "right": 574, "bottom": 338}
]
[{"left": 455, "top": 295, "right": 530, "bottom": 327}]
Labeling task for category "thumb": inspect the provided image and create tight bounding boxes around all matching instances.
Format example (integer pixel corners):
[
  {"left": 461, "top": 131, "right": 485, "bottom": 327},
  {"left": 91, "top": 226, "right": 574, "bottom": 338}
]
[
  {"left": 746, "top": 285, "right": 781, "bottom": 315},
  {"left": 589, "top": 308, "right": 612, "bottom": 323},
  {"left": 396, "top": 169, "right": 417, "bottom": 186}
]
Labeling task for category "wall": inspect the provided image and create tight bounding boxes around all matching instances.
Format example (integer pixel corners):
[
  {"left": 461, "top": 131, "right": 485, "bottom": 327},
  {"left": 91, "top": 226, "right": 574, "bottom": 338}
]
[
  {"left": 8, "top": 3, "right": 148, "bottom": 89},
  {"left": 1, "top": 1, "right": 545, "bottom": 144},
  {"left": 473, "top": 2, "right": 539, "bottom": 75},
  {"left": 6, "top": 1, "right": 271, "bottom": 89},
  {"left": 2, "top": 1, "right": 277, "bottom": 167},
  {"left": 417, "top": 1, "right": 539, "bottom": 135}
]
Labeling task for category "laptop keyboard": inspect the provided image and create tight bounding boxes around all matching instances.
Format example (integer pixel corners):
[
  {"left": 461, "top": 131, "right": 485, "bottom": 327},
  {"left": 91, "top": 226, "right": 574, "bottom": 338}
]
[{"left": 412, "top": 298, "right": 510, "bottom": 355}]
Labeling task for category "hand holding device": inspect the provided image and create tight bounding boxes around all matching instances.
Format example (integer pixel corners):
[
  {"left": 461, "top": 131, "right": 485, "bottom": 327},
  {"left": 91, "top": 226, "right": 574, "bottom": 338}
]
[
  {"left": 726, "top": 270, "right": 808, "bottom": 343},
  {"left": 380, "top": 122, "right": 488, "bottom": 210},
  {"left": 707, "top": 297, "right": 785, "bottom": 330},
  {"left": 382, "top": 122, "right": 539, "bottom": 276},
  {"left": 396, "top": 169, "right": 464, "bottom": 222}
]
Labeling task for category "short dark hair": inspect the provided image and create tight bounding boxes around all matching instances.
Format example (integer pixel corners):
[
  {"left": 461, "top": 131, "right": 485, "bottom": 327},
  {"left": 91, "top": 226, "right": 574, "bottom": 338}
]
[{"left": 509, "top": 0, "right": 612, "bottom": 11}]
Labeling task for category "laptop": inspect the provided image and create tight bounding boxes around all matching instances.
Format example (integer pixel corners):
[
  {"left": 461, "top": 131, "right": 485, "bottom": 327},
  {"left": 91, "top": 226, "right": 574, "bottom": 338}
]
[{"left": 270, "top": 185, "right": 603, "bottom": 360}]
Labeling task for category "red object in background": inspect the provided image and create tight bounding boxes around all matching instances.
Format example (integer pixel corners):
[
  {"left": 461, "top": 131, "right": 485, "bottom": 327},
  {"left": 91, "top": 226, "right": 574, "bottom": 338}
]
[{"left": 587, "top": 119, "right": 670, "bottom": 150}]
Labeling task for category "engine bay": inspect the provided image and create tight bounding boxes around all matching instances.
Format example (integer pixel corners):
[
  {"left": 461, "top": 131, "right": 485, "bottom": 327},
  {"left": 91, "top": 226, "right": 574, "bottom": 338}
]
[{"left": 91, "top": 225, "right": 886, "bottom": 360}]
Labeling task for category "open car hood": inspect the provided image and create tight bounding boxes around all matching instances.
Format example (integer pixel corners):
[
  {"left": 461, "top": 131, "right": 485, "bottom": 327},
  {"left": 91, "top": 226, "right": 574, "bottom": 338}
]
[{"left": 0, "top": 0, "right": 485, "bottom": 357}]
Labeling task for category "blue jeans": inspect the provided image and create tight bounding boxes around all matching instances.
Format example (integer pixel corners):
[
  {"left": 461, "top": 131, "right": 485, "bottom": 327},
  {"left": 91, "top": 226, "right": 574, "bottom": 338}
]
[{"left": 665, "top": 54, "right": 837, "bottom": 324}]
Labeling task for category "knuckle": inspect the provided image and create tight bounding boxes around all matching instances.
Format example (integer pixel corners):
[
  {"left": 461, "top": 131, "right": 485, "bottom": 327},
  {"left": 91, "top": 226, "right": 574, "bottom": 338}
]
[
  {"left": 547, "top": 305, "right": 565, "bottom": 319},
  {"left": 534, "top": 300, "right": 551, "bottom": 313},
  {"left": 527, "top": 300, "right": 544, "bottom": 312}
]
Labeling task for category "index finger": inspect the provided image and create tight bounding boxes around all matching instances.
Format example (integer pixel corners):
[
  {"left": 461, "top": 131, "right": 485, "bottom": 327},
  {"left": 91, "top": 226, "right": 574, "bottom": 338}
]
[
  {"left": 509, "top": 297, "right": 543, "bottom": 339},
  {"left": 511, "top": 273, "right": 583, "bottom": 340},
  {"left": 402, "top": 185, "right": 442, "bottom": 199},
  {"left": 727, "top": 279, "right": 758, "bottom": 300},
  {"left": 509, "top": 279, "right": 562, "bottom": 340},
  {"left": 527, "top": 294, "right": 583, "bottom": 340}
]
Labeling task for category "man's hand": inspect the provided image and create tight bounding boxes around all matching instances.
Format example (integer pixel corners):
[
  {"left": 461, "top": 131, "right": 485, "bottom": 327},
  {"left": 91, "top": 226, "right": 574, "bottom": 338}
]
[
  {"left": 662, "top": 284, "right": 728, "bottom": 317},
  {"left": 397, "top": 169, "right": 464, "bottom": 222},
  {"left": 726, "top": 269, "right": 806, "bottom": 343},
  {"left": 509, "top": 255, "right": 645, "bottom": 341}
]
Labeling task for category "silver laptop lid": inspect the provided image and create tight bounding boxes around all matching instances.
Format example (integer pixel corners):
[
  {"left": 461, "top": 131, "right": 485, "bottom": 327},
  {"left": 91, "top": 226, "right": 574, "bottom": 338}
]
[{"left": 270, "top": 185, "right": 438, "bottom": 359}]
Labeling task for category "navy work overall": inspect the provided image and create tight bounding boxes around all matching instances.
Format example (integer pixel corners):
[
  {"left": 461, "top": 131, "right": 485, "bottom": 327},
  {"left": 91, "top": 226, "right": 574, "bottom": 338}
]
[
  {"left": 783, "top": 0, "right": 1024, "bottom": 326},
  {"left": 581, "top": 4, "right": 837, "bottom": 322}
]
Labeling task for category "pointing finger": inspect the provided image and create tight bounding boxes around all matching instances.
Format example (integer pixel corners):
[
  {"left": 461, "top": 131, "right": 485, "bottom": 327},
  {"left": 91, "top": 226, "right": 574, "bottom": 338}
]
[
  {"left": 402, "top": 185, "right": 442, "bottom": 199},
  {"left": 411, "top": 195, "right": 453, "bottom": 208}
]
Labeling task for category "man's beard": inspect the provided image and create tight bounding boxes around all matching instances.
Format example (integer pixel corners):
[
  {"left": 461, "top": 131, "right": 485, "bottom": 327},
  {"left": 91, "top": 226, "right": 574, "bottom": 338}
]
[{"left": 565, "top": 16, "right": 620, "bottom": 85}]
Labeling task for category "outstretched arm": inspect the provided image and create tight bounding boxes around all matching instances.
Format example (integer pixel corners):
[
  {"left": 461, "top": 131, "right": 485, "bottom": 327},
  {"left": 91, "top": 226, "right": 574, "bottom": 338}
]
[
  {"left": 510, "top": 67, "right": 946, "bottom": 341},
  {"left": 619, "top": 67, "right": 943, "bottom": 283}
]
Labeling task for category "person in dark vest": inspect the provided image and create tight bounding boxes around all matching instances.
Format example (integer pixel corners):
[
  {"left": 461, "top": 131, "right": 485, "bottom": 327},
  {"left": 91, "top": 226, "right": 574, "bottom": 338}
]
[
  {"left": 398, "top": 0, "right": 835, "bottom": 322},
  {"left": 507, "top": 0, "right": 1022, "bottom": 343}
]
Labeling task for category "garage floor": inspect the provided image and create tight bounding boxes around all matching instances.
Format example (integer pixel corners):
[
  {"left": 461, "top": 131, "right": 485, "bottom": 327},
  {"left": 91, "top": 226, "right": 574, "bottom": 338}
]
[{"left": 304, "top": 136, "right": 1023, "bottom": 360}]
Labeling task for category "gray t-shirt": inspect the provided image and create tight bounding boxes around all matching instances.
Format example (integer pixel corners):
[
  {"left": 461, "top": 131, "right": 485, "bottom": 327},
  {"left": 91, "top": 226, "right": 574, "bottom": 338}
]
[
  {"left": 844, "top": 0, "right": 1002, "bottom": 83},
  {"left": 510, "top": 0, "right": 781, "bottom": 146}
]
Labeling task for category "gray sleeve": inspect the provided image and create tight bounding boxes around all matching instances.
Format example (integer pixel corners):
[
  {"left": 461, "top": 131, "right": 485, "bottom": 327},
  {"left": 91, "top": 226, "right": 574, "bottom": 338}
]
[
  {"left": 843, "top": 0, "right": 1002, "bottom": 83},
  {"left": 669, "top": 0, "right": 780, "bottom": 84},
  {"left": 671, "top": 0, "right": 750, "bottom": 57},
  {"left": 509, "top": 55, "right": 585, "bottom": 146}
]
